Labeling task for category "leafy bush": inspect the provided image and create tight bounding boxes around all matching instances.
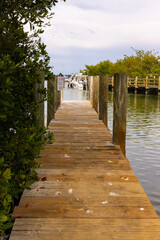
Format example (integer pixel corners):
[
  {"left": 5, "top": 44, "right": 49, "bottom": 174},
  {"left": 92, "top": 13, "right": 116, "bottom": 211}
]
[
  {"left": 0, "top": 0, "right": 65, "bottom": 236},
  {"left": 83, "top": 49, "right": 160, "bottom": 77}
]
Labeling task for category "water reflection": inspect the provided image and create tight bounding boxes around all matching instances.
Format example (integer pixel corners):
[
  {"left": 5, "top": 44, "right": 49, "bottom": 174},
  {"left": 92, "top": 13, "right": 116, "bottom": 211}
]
[{"left": 63, "top": 83, "right": 89, "bottom": 101}]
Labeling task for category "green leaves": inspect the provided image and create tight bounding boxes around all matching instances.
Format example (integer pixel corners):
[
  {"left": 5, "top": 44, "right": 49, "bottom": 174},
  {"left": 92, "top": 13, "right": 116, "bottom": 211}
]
[
  {"left": 0, "top": 0, "right": 64, "bottom": 236},
  {"left": 3, "top": 169, "right": 11, "bottom": 180},
  {"left": 0, "top": 0, "right": 66, "bottom": 30},
  {"left": 0, "top": 215, "right": 8, "bottom": 223},
  {"left": 84, "top": 49, "right": 160, "bottom": 78},
  {"left": 0, "top": 61, "right": 4, "bottom": 69},
  {"left": 4, "top": 222, "right": 13, "bottom": 231},
  {"left": 0, "top": 114, "right": 7, "bottom": 119},
  {"left": 0, "top": 158, "right": 4, "bottom": 164}
]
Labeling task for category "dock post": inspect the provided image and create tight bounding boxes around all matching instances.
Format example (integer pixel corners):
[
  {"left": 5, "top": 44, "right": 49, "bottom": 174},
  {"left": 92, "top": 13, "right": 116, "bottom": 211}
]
[
  {"left": 87, "top": 76, "right": 89, "bottom": 91},
  {"left": 55, "top": 76, "right": 61, "bottom": 110},
  {"left": 127, "top": 76, "right": 129, "bottom": 90},
  {"left": 89, "top": 76, "right": 93, "bottom": 104},
  {"left": 92, "top": 77, "right": 94, "bottom": 108},
  {"left": 47, "top": 75, "right": 56, "bottom": 126},
  {"left": 135, "top": 76, "right": 138, "bottom": 93},
  {"left": 113, "top": 73, "right": 127, "bottom": 156},
  {"left": 57, "top": 90, "right": 61, "bottom": 109},
  {"left": 145, "top": 76, "right": 149, "bottom": 94},
  {"left": 99, "top": 76, "right": 108, "bottom": 127},
  {"left": 112, "top": 76, "right": 114, "bottom": 91},
  {"left": 158, "top": 77, "right": 160, "bottom": 95},
  {"left": 39, "top": 80, "right": 45, "bottom": 127},
  {"left": 34, "top": 72, "right": 45, "bottom": 127},
  {"left": 92, "top": 76, "right": 99, "bottom": 113},
  {"left": 85, "top": 76, "right": 89, "bottom": 91}
]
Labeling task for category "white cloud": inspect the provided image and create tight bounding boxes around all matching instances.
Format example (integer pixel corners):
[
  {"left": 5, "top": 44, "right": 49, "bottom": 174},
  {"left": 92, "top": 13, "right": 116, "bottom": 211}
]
[
  {"left": 42, "top": 0, "right": 160, "bottom": 55},
  {"left": 40, "top": 0, "right": 160, "bottom": 72},
  {"left": 67, "top": 0, "right": 146, "bottom": 13}
]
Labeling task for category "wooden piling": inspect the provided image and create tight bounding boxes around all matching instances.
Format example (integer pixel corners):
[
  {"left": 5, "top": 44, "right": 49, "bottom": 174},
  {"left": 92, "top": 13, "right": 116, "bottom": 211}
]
[
  {"left": 158, "top": 77, "right": 160, "bottom": 95},
  {"left": 113, "top": 73, "right": 127, "bottom": 156},
  {"left": 47, "top": 75, "right": 56, "bottom": 126},
  {"left": 135, "top": 76, "right": 138, "bottom": 93},
  {"left": 99, "top": 76, "right": 108, "bottom": 127},
  {"left": 92, "top": 76, "right": 99, "bottom": 113},
  {"left": 112, "top": 76, "right": 114, "bottom": 90},
  {"left": 34, "top": 73, "right": 45, "bottom": 127},
  {"left": 127, "top": 76, "right": 129, "bottom": 88},
  {"left": 92, "top": 76, "right": 95, "bottom": 109},
  {"left": 55, "top": 76, "right": 61, "bottom": 111},
  {"left": 145, "top": 76, "right": 149, "bottom": 94},
  {"left": 86, "top": 76, "right": 89, "bottom": 91},
  {"left": 89, "top": 76, "right": 93, "bottom": 104},
  {"left": 56, "top": 90, "right": 61, "bottom": 110}
]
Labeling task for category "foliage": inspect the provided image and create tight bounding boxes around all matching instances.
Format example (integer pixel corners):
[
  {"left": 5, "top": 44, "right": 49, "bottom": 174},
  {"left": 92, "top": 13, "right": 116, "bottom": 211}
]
[
  {"left": 83, "top": 49, "right": 160, "bottom": 78},
  {"left": 83, "top": 60, "right": 113, "bottom": 76},
  {"left": 0, "top": 0, "right": 64, "bottom": 236}
]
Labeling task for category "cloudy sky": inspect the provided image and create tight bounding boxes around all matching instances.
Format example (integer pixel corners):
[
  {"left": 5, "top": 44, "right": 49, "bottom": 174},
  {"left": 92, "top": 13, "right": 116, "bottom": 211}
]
[{"left": 42, "top": 0, "right": 160, "bottom": 74}]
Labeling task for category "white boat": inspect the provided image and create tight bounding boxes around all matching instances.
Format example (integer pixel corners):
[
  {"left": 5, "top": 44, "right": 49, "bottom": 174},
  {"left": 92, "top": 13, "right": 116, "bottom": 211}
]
[{"left": 72, "top": 80, "right": 83, "bottom": 89}]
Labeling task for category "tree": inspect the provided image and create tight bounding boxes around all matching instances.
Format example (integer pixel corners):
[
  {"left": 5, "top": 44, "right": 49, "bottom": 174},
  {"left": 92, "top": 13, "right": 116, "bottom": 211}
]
[
  {"left": 0, "top": 0, "right": 65, "bottom": 236},
  {"left": 84, "top": 60, "right": 113, "bottom": 76},
  {"left": 83, "top": 49, "right": 160, "bottom": 78}
]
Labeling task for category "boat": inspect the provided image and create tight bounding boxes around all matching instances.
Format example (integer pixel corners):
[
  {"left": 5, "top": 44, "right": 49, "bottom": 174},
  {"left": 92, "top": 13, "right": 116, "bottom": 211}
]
[{"left": 72, "top": 80, "right": 83, "bottom": 89}]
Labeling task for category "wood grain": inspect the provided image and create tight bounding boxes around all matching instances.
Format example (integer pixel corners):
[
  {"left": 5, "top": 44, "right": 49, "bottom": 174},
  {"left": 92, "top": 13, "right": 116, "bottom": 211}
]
[{"left": 10, "top": 101, "right": 160, "bottom": 240}]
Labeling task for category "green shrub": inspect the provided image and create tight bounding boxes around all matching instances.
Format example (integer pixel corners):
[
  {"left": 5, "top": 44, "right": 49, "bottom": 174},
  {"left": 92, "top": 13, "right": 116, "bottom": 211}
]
[{"left": 0, "top": 0, "right": 64, "bottom": 236}]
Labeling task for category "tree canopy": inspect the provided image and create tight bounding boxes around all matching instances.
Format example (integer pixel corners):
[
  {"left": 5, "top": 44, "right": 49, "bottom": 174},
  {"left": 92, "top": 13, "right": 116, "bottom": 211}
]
[
  {"left": 0, "top": 0, "right": 65, "bottom": 236},
  {"left": 83, "top": 49, "right": 160, "bottom": 78}
]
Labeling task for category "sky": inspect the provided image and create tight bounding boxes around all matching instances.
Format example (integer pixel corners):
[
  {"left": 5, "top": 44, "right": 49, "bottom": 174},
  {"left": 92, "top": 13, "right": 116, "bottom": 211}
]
[{"left": 41, "top": 0, "right": 160, "bottom": 74}]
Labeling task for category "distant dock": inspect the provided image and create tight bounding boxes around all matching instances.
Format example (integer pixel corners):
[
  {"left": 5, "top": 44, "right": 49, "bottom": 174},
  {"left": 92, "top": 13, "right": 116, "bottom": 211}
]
[{"left": 108, "top": 76, "right": 160, "bottom": 94}]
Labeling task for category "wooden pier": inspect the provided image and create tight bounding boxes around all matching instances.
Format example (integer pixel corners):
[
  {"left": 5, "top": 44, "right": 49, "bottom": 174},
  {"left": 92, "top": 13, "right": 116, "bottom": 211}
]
[
  {"left": 10, "top": 101, "right": 160, "bottom": 239},
  {"left": 108, "top": 76, "right": 160, "bottom": 94}
]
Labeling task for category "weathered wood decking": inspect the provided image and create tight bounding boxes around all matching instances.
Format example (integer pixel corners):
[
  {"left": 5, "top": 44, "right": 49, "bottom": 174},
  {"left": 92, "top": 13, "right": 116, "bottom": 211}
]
[{"left": 10, "top": 101, "right": 160, "bottom": 239}]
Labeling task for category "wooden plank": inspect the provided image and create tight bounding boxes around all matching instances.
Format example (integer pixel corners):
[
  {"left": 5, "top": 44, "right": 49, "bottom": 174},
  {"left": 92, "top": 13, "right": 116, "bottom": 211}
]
[
  {"left": 36, "top": 172, "right": 139, "bottom": 182},
  {"left": 13, "top": 206, "right": 158, "bottom": 219},
  {"left": 10, "top": 218, "right": 160, "bottom": 240},
  {"left": 19, "top": 196, "right": 152, "bottom": 208},
  {"left": 11, "top": 218, "right": 160, "bottom": 231},
  {"left": 10, "top": 101, "right": 160, "bottom": 240},
  {"left": 41, "top": 145, "right": 121, "bottom": 150},
  {"left": 39, "top": 152, "right": 125, "bottom": 159},
  {"left": 10, "top": 232, "right": 160, "bottom": 240},
  {"left": 17, "top": 179, "right": 149, "bottom": 199},
  {"left": 25, "top": 181, "right": 146, "bottom": 191},
  {"left": 35, "top": 168, "right": 138, "bottom": 176}
]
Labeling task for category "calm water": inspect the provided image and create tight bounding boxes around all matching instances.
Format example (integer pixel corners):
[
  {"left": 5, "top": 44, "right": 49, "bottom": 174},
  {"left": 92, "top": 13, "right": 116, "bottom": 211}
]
[
  {"left": 108, "top": 92, "right": 160, "bottom": 217},
  {"left": 63, "top": 86, "right": 160, "bottom": 217},
  {"left": 63, "top": 84, "right": 89, "bottom": 101}
]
